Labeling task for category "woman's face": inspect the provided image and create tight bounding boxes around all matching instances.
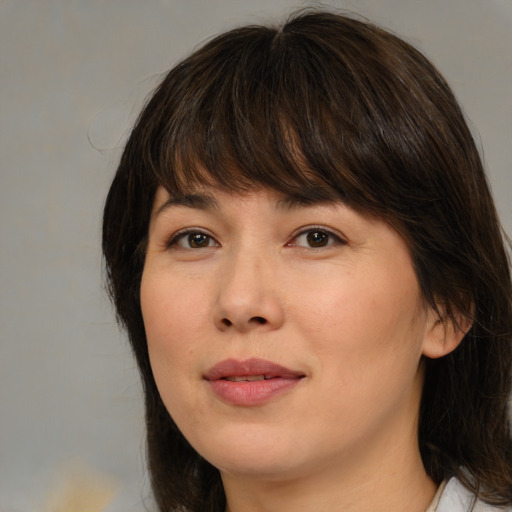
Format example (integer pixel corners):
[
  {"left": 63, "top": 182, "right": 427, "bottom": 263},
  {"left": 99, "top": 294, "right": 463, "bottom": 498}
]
[{"left": 141, "top": 185, "right": 438, "bottom": 482}]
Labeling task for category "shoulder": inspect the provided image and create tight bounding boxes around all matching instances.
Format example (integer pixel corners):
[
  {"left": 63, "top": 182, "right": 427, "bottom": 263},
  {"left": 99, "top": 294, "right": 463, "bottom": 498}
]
[{"left": 437, "top": 477, "right": 512, "bottom": 512}]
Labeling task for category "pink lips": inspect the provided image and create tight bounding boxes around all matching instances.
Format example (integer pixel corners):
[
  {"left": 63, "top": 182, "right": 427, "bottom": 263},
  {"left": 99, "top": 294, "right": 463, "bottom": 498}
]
[{"left": 204, "top": 358, "right": 305, "bottom": 406}]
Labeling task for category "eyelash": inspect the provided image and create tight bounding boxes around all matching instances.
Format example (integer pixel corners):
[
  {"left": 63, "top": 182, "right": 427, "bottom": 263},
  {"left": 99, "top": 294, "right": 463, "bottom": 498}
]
[
  {"left": 166, "top": 229, "right": 218, "bottom": 250},
  {"left": 289, "top": 226, "right": 347, "bottom": 249},
  {"left": 166, "top": 226, "right": 346, "bottom": 250}
]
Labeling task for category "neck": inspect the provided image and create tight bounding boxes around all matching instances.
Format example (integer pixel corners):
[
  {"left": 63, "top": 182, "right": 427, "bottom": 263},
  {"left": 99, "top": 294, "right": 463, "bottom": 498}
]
[{"left": 223, "top": 442, "right": 435, "bottom": 512}]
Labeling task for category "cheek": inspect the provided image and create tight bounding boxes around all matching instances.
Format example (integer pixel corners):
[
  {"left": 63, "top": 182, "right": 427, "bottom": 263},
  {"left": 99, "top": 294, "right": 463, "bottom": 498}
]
[
  {"left": 140, "top": 270, "right": 207, "bottom": 386},
  {"left": 141, "top": 268, "right": 209, "bottom": 339},
  {"left": 302, "top": 276, "right": 426, "bottom": 430},
  {"left": 140, "top": 271, "right": 212, "bottom": 434},
  {"left": 294, "top": 263, "right": 426, "bottom": 378},
  {"left": 141, "top": 274, "right": 218, "bottom": 433}
]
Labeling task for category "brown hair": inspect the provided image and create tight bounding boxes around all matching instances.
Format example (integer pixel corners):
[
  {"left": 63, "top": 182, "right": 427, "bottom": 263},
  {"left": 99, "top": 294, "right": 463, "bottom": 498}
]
[{"left": 102, "top": 10, "right": 512, "bottom": 511}]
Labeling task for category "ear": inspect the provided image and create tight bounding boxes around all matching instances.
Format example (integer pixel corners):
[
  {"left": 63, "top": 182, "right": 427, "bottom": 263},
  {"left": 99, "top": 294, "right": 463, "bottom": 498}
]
[{"left": 421, "top": 305, "right": 473, "bottom": 359}]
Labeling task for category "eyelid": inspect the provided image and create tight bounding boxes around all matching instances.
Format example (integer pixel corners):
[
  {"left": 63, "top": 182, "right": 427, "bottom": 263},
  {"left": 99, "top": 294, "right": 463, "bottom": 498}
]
[
  {"left": 288, "top": 225, "right": 347, "bottom": 248},
  {"left": 166, "top": 227, "right": 219, "bottom": 249}
]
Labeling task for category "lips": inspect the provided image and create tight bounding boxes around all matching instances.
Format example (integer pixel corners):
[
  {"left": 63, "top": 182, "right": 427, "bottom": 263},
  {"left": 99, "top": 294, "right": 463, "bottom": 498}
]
[{"left": 204, "top": 358, "right": 305, "bottom": 406}]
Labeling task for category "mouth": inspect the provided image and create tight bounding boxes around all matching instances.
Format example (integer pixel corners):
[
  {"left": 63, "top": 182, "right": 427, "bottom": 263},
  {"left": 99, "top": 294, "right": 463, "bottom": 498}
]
[
  {"left": 204, "top": 358, "right": 305, "bottom": 381},
  {"left": 204, "top": 358, "right": 305, "bottom": 406},
  {"left": 224, "top": 375, "right": 269, "bottom": 382}
]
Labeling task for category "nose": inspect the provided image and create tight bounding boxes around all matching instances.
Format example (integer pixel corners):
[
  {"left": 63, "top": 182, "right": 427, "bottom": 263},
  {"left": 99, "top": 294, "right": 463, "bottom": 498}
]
[{"left": 212, "top": 249, "right": 285, "bottom": 333}]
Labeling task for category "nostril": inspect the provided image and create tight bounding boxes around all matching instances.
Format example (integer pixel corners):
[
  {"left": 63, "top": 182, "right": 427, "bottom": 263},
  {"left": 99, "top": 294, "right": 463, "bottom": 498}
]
[{"left": 219, "top": 316, "right": 268, "bottom": 328}]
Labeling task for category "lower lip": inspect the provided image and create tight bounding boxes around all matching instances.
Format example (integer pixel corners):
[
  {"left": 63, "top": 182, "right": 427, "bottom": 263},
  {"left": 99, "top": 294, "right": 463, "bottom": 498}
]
[{"left": 207, "top": 377, "right": 301, "bottom": 406}]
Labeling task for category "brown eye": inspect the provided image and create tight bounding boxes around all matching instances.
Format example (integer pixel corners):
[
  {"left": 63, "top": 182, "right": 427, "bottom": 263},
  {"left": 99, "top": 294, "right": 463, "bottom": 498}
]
[
  {"left": 293, "top": 228, "right": 345, "bottom": 249},
  {"left": 306, "top": 230, "right": 329, "bottom": 247},
  {"left": 169, "top": 230, "right": 218, "bottom": 249},
  {"left": 188, "top": 233, "right": 211, "bottom": 248}
]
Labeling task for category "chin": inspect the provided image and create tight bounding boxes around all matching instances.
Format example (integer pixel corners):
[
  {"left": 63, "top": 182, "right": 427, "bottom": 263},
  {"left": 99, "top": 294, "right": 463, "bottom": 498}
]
[
  {"left": 214, "top": 454, "right": 305, "bottom": 482},
  {"left": 193, "top": 427, "right": 303, "bottom": 479}
]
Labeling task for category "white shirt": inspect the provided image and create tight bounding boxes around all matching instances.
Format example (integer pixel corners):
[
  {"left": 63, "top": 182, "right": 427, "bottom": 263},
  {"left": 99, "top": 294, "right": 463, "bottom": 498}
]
[{"left": 427, "top": 477, "right": 512, "bottom": 512}]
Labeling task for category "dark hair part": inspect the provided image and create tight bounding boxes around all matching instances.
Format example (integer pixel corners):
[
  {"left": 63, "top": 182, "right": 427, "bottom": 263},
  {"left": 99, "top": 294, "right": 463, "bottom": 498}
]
[{"left": 102, "top": 10, "right": 512, "bottom": 511}]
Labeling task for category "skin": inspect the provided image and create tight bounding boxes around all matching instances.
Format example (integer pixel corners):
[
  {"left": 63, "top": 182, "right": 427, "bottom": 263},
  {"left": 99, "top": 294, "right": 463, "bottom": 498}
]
[{"left": 140, "top": 186, "right": 464, "bottom": 512}]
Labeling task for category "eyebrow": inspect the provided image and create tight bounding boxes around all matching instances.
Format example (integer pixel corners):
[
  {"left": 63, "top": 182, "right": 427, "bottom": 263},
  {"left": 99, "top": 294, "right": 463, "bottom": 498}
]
[
  {"left": 275, "top": 195, "right": 338, "bottom": 210},
  {"left": 155, "top": 193, "right": 220, "bottom": 216},
  {"left": 155, "top": 191, "right": 341, "bottom": 216}
]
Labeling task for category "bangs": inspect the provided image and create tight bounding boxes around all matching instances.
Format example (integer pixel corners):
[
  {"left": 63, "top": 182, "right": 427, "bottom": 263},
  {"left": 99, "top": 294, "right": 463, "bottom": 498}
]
[
  {"left": 134, "top": 10, "right": 463, "bottom": 227},
  {"left": 143, "top": 18, "right": 395, "bottom": 210}
]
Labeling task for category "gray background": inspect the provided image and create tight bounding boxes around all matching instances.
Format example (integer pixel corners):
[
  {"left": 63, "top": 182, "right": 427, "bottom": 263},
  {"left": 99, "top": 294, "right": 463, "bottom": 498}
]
[{"left": 1, "top": 1, "right": 511, "bottom": 510}]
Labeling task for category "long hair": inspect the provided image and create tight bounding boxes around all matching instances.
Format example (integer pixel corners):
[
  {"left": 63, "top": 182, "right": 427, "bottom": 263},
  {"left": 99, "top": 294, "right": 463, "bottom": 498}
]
[{"left": 102, "top": 10, "right": 512, "bottom": 511}]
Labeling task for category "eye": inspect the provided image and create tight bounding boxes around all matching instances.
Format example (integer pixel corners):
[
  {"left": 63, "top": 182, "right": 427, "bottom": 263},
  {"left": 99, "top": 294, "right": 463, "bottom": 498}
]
[
  {"left": 168, "top": 230, "right": 218, "bottom": 249},
  {"left": 292, "top": 227, "right": 345, "bottom": 248}
]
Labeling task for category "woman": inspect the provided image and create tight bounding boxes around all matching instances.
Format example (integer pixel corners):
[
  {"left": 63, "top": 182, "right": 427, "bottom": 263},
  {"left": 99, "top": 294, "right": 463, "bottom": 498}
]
[{"left": 102, "top": 10, "right": 512, "bottom": 512}]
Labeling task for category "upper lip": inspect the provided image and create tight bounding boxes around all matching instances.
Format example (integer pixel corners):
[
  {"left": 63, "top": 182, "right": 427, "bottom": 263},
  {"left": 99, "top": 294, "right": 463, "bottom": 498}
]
[{"left": 204, "top": 358, "right": 305, "bottom": 381}]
